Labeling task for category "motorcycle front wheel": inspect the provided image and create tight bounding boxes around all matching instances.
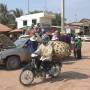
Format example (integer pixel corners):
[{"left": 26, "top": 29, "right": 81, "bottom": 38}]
[{"left": 19, "top": 69, "right": 34, "bottom": 86}]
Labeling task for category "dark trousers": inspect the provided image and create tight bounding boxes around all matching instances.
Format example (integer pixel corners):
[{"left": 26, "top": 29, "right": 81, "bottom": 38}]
[
  {"left": 74, "top": 48, "right": 82, "bottom": 59},
  {"left": 41, "top": 61, "right": 52, "bottom": 72}
]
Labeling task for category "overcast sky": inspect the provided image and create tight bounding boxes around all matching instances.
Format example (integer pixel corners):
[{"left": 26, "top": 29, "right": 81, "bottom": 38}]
[{"left": 0, "top": 0, "right": 90, "bottom": 22}]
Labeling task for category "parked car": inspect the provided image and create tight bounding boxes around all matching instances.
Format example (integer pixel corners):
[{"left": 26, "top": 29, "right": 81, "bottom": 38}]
[
  {"left": 80, "top": 35, "right": 90, "bottom": 41},
  {"left": 0, "top": 34, "right": 31, "bottom": 70},
  {"left": 18, "top": 35, "right": 30, "bottom": 39}
]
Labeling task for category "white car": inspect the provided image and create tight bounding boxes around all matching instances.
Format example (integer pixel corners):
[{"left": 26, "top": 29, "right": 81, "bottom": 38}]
[{"left": 80, "top": 35, "right": 90, "bottom": 41}]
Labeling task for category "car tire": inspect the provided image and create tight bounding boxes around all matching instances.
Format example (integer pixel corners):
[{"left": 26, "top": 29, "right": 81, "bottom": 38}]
[{"left": 6, "top": 56, "right": 21, "bottom": 70}]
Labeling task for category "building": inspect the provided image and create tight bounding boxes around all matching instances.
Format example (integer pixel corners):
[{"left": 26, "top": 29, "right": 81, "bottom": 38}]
[
  {"left": 65, "top": 19, "right": 90, "bottom": 35},
  {"left": 16, "top": 12, "right": 55, "bottom": 29},
  {"left": 65, "top": 22, "right": 82, "bottom": 34},
  {"left": 80, "top": 19, "right": 90, "bottom": 35}
]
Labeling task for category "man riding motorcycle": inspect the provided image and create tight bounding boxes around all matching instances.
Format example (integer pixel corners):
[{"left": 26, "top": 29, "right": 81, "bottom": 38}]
[
  {"left": 19, "top": 34, "right": 62, "bottom": 86},
  {"left": 34, "top": 34, "right": 53, "bottom": 72}
]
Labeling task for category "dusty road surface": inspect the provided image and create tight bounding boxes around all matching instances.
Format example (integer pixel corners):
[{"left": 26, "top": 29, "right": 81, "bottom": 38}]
[{"left": 0, "top": 42, "right": 90, "bottom": 90}]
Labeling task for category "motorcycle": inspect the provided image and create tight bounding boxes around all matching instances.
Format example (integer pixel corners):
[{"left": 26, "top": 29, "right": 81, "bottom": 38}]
[{"left": 19, "top": 54, "right": 62, "bottom": 86}]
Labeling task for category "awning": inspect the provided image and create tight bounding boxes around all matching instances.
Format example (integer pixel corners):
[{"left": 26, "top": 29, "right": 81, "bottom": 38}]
[
  {"left": 0, "top": 24, "right": 12, "bottom": 32},
  {"left": 10, "top": 29, "right": 22, "bottom": 33}
]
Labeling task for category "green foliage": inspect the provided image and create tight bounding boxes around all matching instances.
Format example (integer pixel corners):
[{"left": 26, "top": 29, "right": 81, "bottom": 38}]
[
  {"left": 0, "top": 4, "right": 9, "bottom": 25},
  {"left": 29, "top": 10, "right": 42, "bottom": 14},
  {"left": 13, "top": 8, "right": 23, "bottom": 17},
  {"left": 52, "top": 13, "right": 61, "bottom": 26},
  {"left": 0, "top": 3, "right": 23, "bottom": 29}
]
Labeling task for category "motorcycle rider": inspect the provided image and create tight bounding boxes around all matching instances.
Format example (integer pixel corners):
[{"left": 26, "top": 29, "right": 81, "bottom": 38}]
[{"left": 34, "top": 33, "right": 53, "bottom": 72}]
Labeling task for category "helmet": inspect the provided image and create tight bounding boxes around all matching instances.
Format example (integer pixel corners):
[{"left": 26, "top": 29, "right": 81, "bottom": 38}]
[{"left": 42, "top": 34, "right": 50, "bottom": 45}]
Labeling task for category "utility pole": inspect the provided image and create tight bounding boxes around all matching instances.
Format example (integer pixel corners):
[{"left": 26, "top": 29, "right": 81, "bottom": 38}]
[
  {"left": 75, "top": 14, "right": 78, "bottom": 22},
  {"left": 44, "top": 0, "right": 47, "bottom": 12},
  {"left": 28, "top": 0, "right": 30, "bottom": 14},
  {"left": 61, "top": 0, "right": 65, "bottom": 32},
  {"left": 3, "top": 0, "right": 7, "bottom": 4}
]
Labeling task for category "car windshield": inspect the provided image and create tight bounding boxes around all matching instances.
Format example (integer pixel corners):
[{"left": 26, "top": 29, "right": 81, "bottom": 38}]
[{"left": 14, "top": 38, "right": 29, "bottom": 47}]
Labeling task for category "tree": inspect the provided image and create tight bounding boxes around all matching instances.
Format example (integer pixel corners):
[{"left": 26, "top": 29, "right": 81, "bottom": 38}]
[
  {"left": 9, "top": 8, "right": 23, "bottom": 29},
  {"left": 29, "top": 10, "right": 42, "bottom": 14},
  {"left": 0, "top": 3, "right": 15, "bottom": 28},
  {"left": 12, "top": 8, "right": 23, "bottom": 17},
  {"left": 0, "top": 4, "right": 9, "bottom": 25},
  {"left": 0, "top": 4, "right": 23, "bottom": 29}
]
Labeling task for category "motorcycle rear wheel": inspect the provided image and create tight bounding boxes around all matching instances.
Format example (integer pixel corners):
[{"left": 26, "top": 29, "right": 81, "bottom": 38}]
[
  {"left": 50, "top": 63, "right": 61, "bottom": 77},
  {"left": 19, "top": 69, "right": 34, "bottom": 86}
]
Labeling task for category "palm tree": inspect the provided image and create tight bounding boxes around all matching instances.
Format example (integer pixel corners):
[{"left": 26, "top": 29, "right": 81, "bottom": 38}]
[
  {"left": 0, "top": 3, "right": 9, "bottom": 25},
  {"left": 9, "top": 8, "right": 23, "bottom": 29},
  {"left": 13, "top": 8, "right": 23, "bottom": 17},
  {"left": 0, "top": 3, "right": 15, "bottom": 28},
  {"left": 0, "top": 4, "right": 23, "bottom": 29}
]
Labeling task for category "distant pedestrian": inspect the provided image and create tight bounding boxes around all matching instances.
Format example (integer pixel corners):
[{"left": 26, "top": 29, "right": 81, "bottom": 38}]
[
  {"left": 74, "top": 35, "right": 82, "bottom": 59},
  {"left": 51, "top": 31, "right": 59, "bottom": 41}
]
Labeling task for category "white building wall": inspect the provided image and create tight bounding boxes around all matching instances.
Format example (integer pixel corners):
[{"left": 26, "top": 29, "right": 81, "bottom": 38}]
[
  {"left": 16, "top": 12, "right": 55, "bottom": 29},
  {"left": 27, "top": 20, "right": 32, "bottom": 27},
  {"left": 17, "top": 20, "right": 23, "bottom": 29}
]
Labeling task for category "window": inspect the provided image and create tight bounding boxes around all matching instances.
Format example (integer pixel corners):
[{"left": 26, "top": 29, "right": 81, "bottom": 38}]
[
  {"left": 32, "top": 19, "right": 37, "bottom": 25},
  {"left": 23, "top": 20, "right": 27, "bottom": 26}
]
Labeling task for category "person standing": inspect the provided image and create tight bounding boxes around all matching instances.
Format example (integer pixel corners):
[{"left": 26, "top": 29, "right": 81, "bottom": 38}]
[
  {"left": 51, "top": 31, "right": 59, "bottom": 41},
  {"left": 74, "top": 36, "right": 82, "bottom": 59}
]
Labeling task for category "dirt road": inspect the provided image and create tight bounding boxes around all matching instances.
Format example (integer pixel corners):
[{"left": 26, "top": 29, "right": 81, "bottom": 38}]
[{"left": 0, "top": 42, "right": 90, "bottom": 90}]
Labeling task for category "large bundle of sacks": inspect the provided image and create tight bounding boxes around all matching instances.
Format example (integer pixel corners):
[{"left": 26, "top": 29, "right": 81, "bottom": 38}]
[{"left": 49, "top": 41, "right": 71, "bottom": 60}]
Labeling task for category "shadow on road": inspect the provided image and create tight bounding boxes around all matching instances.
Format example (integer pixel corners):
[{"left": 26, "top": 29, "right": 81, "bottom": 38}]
[
  {"left": 0, "top": 65, "right": 6, "bottom": 70},
  {"left": 62, "top": 55, "right": 90, "bottom": 65},
  {"left": 30, "top": 71, "right": 89, "bottom": 87},
  {"left": 61, "top": 71, "right": 89, "bottom": 81},
  {"left": 82, "top": 56, "right": 90, "bottom": 59}
]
